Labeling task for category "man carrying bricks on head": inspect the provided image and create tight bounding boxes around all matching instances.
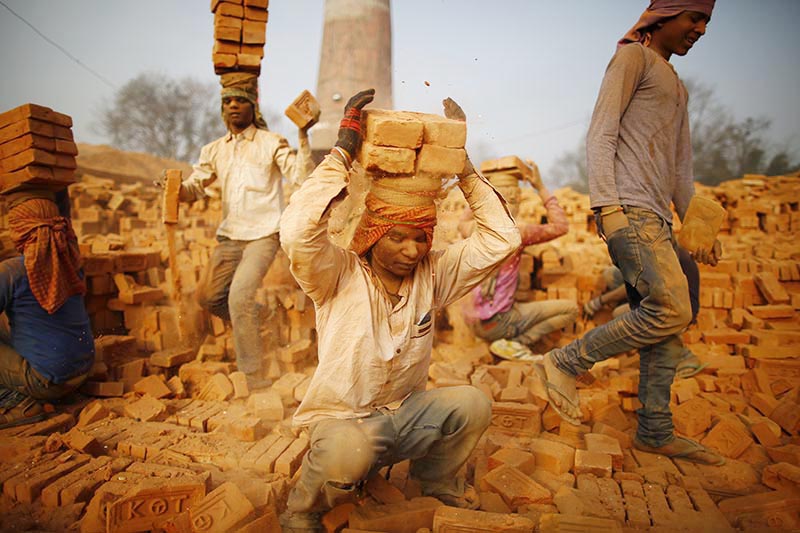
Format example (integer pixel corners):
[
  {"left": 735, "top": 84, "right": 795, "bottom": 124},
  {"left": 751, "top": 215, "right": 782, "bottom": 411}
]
[
  {"left": 459, "top": 163, "right": 578, "bottom": 354},
  {"left": 541, "top": 0, "right": 726, "bottom": 465},
  {"left": 169, "top": 73, "right": 314, "bottom": 390},
  {"left": 278, "top": 89, "right": 521, "bottom": 532},
  {"left": 0, "top": 198, "right": 94, "bottom": 429}
]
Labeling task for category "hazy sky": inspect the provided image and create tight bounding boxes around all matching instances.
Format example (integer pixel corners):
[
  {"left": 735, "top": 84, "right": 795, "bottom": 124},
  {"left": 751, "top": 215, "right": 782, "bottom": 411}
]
[{"left": 1, "top": 0, "right": 798, "bottom": 177}]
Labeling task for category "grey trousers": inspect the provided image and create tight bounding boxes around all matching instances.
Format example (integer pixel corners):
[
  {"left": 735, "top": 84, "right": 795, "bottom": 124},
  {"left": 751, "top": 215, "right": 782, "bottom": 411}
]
[
  {"left": 197, "top": 234, "right": 279, "bottom": 377},
  {"left": 286, "top": 385, "right": 492, "bottom": 513}
]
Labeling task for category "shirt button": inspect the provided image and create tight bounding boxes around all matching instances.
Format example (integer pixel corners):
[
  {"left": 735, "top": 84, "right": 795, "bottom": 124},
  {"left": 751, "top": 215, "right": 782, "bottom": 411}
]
[{"left": 396, "top": 349, "right": 401, "bottom": 354}]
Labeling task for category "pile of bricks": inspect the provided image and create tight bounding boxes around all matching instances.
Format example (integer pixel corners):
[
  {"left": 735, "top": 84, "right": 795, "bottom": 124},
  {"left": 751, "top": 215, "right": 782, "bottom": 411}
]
[
  {"left": 1, "top": 140, "right": 798, "bottom": 531},
  {"left": 0, "top": 103, "right": 78, "bottom": 193},
  {"left": 211, "top": 0, "right": 269, "bottom": 75}
]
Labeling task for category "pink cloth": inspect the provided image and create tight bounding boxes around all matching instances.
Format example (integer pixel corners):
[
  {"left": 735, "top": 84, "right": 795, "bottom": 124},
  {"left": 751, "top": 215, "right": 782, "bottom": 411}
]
[
  {"left": 619, "top": 0, "right": 715, "bottom": 48},
  {"left": 465, "top": 196, "right": 568, "bottom": 322}
]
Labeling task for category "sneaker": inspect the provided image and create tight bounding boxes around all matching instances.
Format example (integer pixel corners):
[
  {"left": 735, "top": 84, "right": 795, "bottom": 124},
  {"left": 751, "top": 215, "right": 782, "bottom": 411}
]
[{"left": 278, "top": 511, "right": 322, "bottom": 533}]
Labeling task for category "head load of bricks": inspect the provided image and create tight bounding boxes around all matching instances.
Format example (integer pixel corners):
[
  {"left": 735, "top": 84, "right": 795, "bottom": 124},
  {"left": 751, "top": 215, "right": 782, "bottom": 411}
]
[{"left": 2, "top": 0, "right": 800, "bottom": 531}]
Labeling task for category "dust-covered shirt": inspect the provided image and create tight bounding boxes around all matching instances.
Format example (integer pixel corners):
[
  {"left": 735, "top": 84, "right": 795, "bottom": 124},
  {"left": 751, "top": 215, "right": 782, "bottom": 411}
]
[
  {"left": 280, "top": 155, "right": 520, "bottom": 426},
  {"left": 587, "top": 43, "right": 694, "bottom": 223},
  {"left": 182, "top": 124, "right": 312, "bottom": 241}
]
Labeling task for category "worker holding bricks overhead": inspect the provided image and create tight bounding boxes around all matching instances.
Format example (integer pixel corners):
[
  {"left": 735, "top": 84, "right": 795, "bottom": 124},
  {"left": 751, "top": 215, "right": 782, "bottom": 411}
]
[
  {"left": 540, "top": 0, "right": 726, "bottom": 465},
  {"left": 0, "top": 198, "right": 94, "bottom": 429},
  {"left": 459, "top": 161, "right": 579, "bottom": 354},
  {"left": 167, "top": 73, "right": 314, "bottom": 390},
  {"left": 278, "top": 89, "right": 520, "bottom": 531}
]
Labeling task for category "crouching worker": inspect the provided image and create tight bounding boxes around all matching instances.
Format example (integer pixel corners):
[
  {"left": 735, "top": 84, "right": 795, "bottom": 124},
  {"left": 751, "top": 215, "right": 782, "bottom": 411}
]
[
  {"left": 0, "top": 198, "right": 94, "bottom": 428},
  {"left": 278, "top": 89, "right": 521, "bottom": 531},
  {"left": 460, "top": 163, "right": 577, "bottom": 353}
]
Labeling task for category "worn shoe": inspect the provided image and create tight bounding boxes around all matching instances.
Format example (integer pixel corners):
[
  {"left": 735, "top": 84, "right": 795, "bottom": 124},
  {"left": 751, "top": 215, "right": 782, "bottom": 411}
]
[
  {"left": 0, "top": 390, "right": 47, "bottom": 430},
  {"left": 279, "top": 511, "right": 322, "bottom": 533},
  {"left": 634, "top": 436, "right": 725, "bottom": 466},
  {"left": 433, "top": 484, "right": 481, "bottom": 510}
]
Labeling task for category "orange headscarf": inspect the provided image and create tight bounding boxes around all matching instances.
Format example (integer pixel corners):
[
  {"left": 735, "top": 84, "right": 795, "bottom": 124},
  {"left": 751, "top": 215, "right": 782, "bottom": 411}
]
[
  {"left": 8, "top": 198, "right": 85, "bottom": 314},
  {"left": 350, "top": 191, "right": 437, "bottom": 257}
]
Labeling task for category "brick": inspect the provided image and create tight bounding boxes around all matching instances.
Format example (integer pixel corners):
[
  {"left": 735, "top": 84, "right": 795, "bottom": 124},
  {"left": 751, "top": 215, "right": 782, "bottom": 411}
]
[
  {"left": 769, "top": 399, "right": 800, "bottom": 434},
  {"left": 584, "top": 433, "right": 623, "bottom": 470},
  {"left": 574, "top": 449, "right": 612, "bottom": 478},
  {"left": 747, "top": 304, "right": 795, "bottom": 319},
  {"left": 187, "top": 482, "right": 254, "bottom": 531},
  {"left": 718, "top": 490, "right": 800, "bottom": 531},
  {"left": 239, "top": 434, "right": 280, "bottom": 470},
  {"left": 591, "top": 422, "right": 632, "bottom": 450},
  {"left": 0, "top": 117, "right": 54, "bottom": 143},
  {"left": 40, "top": 456, "right": 112, "bottom": 507},
  {"left": 77, "top": 401, "right": 110, "bottom": 428},
  {"left": 213, "top": 53, "right": 237, "bottom": 70},
  {"left": 247, "top": 390, "right": 284, "bottom": 420},
  {"left": 415, "top": 144, "right": 466, "bottom": 176},
  {"left": 762, "top": 462, "right": 800, "bottom": 492},
  {"left": 348, "top": 497, "right": 443, "bottom": 533},
  {"left": 418, "top": 113, "right": 467, "bottom": 148},
  {"left": 108, "top": 478, "right": 206, "bottom": 533},
  {"left": 10, "top": 452, "right": 91, "bottom": 503},
  {"left": 133, "top": 375, "right": 172, "bottom": 399},
  {"left": 750, "top": 391, "right": 779, "bottom": 416},
  {"left": 197, "top": 373, "right": 234, "bottom": 401},
  {"left": 284, "top": 90, "right": 320, "bottom": 130},
  {"left": 672, "top": 398, "right": 712, "bottom": 437},
  {"left": 322, "top": 503, "right": 356, "bottom": 532},
  {"left": 0, "top": 132, "right": 55, "bottom": 159},
  {"left": 62, "top": 427, "right": 102, "bottom": 455},
  {"left": 488, "top": 448, "right": 536, "bottom": 475},
  {"left": 271, "top": 372, "right": 308, "bottom": 400},
  {"left": 244, "top": 0, "right": 268, "bottom": 7},
  {"left": 228, "top": 371, "right": 250, "bottom": 399},
  {"left": 479, "top": 156, "right": 533, "bottom": 181},
  {"left": 482, "top": 465, "right": 551, "bottom": 510},
  {"left": 254, "top": 436, "right": 294, "bottom": 474},
  {"left": 124, "top": 394, "right": 167, "bottom": 422},
  {"left": 590, "top": 403, "right": 631, "bottom": 431},
  {"left": 701, "top": 417, "right": 754, "bottom": 458},
  {"left": 490, "top": 402, "right": 541, "bottom": 437},
  {"left": 360, "top": 142, "right": 416, "bottom": 175},
  {"left": 363, "top": 109, "right": 424, "bottom": 149},
  {"left": 539, "top": 513, "right": 623, "bottom": 532},
  {"left": 754, "top": 270, "right": 791, "bottom": 304},
  {"left": 241, "top": 19, "right": 266, "bottom": 44},
  {"left": 274, "top": 436, "right": 309, "bottom": 477},
  {"left": 750, "top": 419, "right": 782, "bottom": 447},
  {"left": 432, "top": 506, "right": 534, "bottom": 532},
  {"left": 365, "top": 473, "right": 406, "bottom": 504},
  {"left": 529, "top": 438, "right": 575, "bottom": 475},
  {"left": 166, "top": 376, "right": 186, "bottom": 398},
  {"left": 234, "top": 508, "right": 281, "bottom": 533},
  {"left": 244, "top": 6, "right": 268, "bottom": 21},
  {"left": 216, "top": 1, "right": 244, "bottom": 18},
  {"left": 81, "top": 380, "right": 124, "bottom": 397}
]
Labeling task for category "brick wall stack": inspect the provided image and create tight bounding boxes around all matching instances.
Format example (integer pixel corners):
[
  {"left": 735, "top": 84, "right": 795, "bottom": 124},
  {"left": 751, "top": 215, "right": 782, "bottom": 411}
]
[
  {"left": 211, "top": 0, "right": 269, "bottom": 75},
  {"left": 0, "top": 103, "right": 78, "bottom": 193}
]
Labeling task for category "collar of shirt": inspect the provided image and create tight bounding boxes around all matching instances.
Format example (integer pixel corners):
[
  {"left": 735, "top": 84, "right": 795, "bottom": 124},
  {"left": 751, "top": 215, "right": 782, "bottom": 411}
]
[{"left": 225, "top": 123, "right": 258, "bottom": 143}]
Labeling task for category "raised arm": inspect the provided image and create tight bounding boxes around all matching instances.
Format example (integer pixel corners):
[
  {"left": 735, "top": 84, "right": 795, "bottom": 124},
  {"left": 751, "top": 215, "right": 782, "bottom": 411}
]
[
  {"left": 280, "top": 89, "right": 376, "bottom": 305},
  {"left": 433, "top": 98, "right": 521, "bottom": 307},
  {"left": 274, "top": 127, "right": 314, "bottom": 186},
  {"left": 519, "top": 161, "right": 569, "bottom": 245}
]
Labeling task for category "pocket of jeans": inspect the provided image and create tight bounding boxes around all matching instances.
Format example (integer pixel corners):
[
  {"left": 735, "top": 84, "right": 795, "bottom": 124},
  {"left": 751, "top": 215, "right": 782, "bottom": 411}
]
[
  {"left": 607, "top": 227, "right": 643, "bottom": 289},
  {"left": 632, "top": 213, "right": 667, "bottom": 246}
]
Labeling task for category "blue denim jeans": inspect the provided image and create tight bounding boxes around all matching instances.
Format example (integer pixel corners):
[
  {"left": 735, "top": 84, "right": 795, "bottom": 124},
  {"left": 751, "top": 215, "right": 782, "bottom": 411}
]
[
  {"left": 550, "top": 207, "right": 692, "bottom": 447},
  {"left": 196, "top": 234, "right": 280, "bottom": 377},
  {"left": 286, "top": 385, "right": 491, "bottom": 513},
  {"left": 472, "top": 300, "right": 580, "bottom": 346}
]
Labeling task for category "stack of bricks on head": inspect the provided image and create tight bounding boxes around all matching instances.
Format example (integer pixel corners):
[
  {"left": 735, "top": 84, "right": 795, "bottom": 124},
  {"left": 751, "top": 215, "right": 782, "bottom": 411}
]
[
  {"left": 1, "top": 106, "right": 800, "bottom": 531},
  {"left": 211, "top": 0, "right": 269, "bottom": 76},
  {"left": 0, "top": 103, "right": 78, "bottom": 195}
]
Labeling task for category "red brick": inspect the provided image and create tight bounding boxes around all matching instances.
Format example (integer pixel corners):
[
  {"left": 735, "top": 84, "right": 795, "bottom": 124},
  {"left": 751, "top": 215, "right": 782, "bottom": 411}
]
[
  {"left": 701, "top": 417, "right": 754, "bottom": 458},
  {"left": 482, "top": 465, "right": 552, "bottom": 510},
  {"left": 274, "top": 436, "right": 309, "bottom": 477},
  {"left": 584, "top": 433, "right": 623, "bottom": 470},
  {"left": 124, "top": 394, "right": 167, "bottom": 422},
  {"left": 133, "top": 375, "right": 172, "bottom": 399},
  {"left": 487, "top": 448, "right": 536, "bottom": 475},
  {"left": 490, "top": 402, "right": 541, "bottom": 437},
  {"left": 529, "top": 438, "right": 575, "bottom": 475},
  {"left": 108, "top": 478, "right": 206, "bottom": 533},
  {"left": 348, "top": 497, "right": 443, "bottom": 533},
  {"left": 189, "top": 482, "right": 254, "bottom": 532},
  {"left": 574, "top": 450, "right": 612, "bottom": 478},
  {"left": 432, "top": 506, "right": 534, "bottom": 532}
]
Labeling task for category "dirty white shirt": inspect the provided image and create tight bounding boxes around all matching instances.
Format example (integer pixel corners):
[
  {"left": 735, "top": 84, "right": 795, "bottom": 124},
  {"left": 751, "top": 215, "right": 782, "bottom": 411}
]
[
  {"left": 183, "top": 124, "right": 312, "bottom": 241},
  {"left": 280, "top": 155, "right": 520, "bottom": 427}
]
